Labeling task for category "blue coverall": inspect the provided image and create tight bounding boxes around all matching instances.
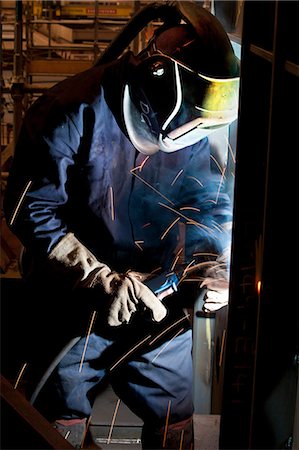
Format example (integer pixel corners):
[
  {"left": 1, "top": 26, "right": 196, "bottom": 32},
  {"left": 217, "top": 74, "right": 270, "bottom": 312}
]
[{"left": 4, "top": 51, "right": 232, "bottom": 436}]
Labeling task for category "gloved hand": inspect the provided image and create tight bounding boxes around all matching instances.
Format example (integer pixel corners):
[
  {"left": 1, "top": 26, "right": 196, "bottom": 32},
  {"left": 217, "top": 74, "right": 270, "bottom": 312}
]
[
  {"left": 200, "top": 248, "right": 230, "bottom": 313},
  {"left": 88, "top": 268, "right": 167, "bottom": 326},
  {"left": 48, "top": 233, "right": 167, "bottom": 326}
]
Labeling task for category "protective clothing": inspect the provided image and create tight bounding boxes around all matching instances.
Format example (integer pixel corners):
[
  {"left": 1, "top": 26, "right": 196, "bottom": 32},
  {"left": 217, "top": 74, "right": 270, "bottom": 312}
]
[
  {"left": 4, "top": 7, "right": 234, "bottom": 447},
  {"left": 49, "top": 232, "right": 167, "bottom": 326},
  {"left": 4, "top": 53, "right": 232, "bottom": 275}
]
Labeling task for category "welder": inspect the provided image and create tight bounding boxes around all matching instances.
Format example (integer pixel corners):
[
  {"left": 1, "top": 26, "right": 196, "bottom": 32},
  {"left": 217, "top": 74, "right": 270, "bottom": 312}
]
[{"left": 4, "top": 2, "right": 239, "bottom": 448}]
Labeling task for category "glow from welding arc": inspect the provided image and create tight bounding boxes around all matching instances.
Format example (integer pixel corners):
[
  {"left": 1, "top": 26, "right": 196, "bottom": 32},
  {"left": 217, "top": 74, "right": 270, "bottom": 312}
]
[
  {"left": 109, "top": 186, "right": 115, "bottom": 221},
  {"left": 130, "top": 168, "right": 175, "bottom": 205},
  {"left": 171, "top": 169, "right": 184, "bottom": 186},
  {"left": 161, "top": 217, "right": 180, "bottom": 240},
  {"left": 257, "top": 280, "right": 262, "bottom": 295},
  {"left": 107, "top": 398, "right": 121, "bottom": 444},
  {"left": 151, "top": 327, "right": 184, "bottom": 363},
  {"left": 79, "top": 310, "right": 97, "bottom": 373},
  {"left": 163, "top": 400, "right": 172, "bottom": 448},
  {"left": 14, "top": 362, "right": 28, "bottom": 389}
]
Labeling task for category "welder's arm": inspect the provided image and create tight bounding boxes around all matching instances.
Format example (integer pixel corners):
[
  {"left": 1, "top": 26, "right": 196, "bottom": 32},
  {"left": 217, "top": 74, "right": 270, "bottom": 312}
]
[{"left": 49, "top": 232, "right": 167, "bottom": 326}]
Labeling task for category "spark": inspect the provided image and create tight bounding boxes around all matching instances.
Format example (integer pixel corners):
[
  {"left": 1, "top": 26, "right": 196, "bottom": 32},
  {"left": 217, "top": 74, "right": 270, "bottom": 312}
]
[
  {"left": 210, "top": 154, "right": 226, "bottom": 177},
  {"left": 183, "top": 260, "right": 220, "bottom": 275},
  {"left": 109, "top": 186, "right": 115, "bottom": 221},
  {"left": 151, "top": 328, "right": 184, "bottom": 363},
  {"left": 130, "top": 168, "right": 175, "bottom": 205},
  {"left": 149, "top": 266, "right": 162, "bottom": 276},
  {"left": 9, "top": 180, "right": 33, "bottom": 226},
  {"left": 215, "top": 164, "right": 226, "bottom": 204},
  {"left": 179, "top": 429, "right": 185, "bottom": 450},
  {"left": 158, "top": 202, "right": 213, "bottom": 234},
  {"left": 109, "top": 334, "right": 152, "bottom": 372},
  {"left": 179, "top": 206, "right": 201, "bottom": 213},
  {"left": 64, "top": 430, "right": 71, "bottom": 440},
  {"left": 171, "top": 248, "right": 183, "bottom": 271},
  {"left": 161, "top": 217, "right": 180, "bottom": 240},
  {"left": 163, "top": 401, "right": 172, "bottom": 448},
  {"left": 149, "top": 314, "right": 190, "bottom": 346},
  {"left": 225, "top": 135, "right": 236, "bottom": 164},
  {"left": 139, "top": 156, "right": 150, "bottom": 171},
  {"left": 79, "top": 310, "right": 98, "bottom": 372},
  {"left": 135, "top": 240, "right": 144, "bottom": 251},
  {"left": 81, "top": 416, "right": 92, "bottom": 448},
  {"left": 107, "top": 398, "right": 121, "bottom": 444},
  {"left": 186, "top": 175, "right": 203, "bottom": 187},
  {"left": 182, "top": 259, "right": 196, "bottom": 277},
  {"left": 14, "top": 362, "right": 28, "bottom": 389},
  {"left": 131, "top": 156, "right": 150, "bottom": 172},
  {"left": 171, "top": 169, "right": 184, "bottom": 186},
  {"left": 192, "top": 252, "right": 218, "bottom": 257},
  {"left": 219, "top": 329, "right": 227, "bottom": 367}
]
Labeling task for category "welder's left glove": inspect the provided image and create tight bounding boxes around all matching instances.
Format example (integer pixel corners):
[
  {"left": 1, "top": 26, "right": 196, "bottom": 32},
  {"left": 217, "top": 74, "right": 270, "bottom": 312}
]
[
  {"left": 48, "top": 233, "right": 167, "bottom": 326},
  {"left": 200, "top": 248, "right": 230, "bottom": 312}
]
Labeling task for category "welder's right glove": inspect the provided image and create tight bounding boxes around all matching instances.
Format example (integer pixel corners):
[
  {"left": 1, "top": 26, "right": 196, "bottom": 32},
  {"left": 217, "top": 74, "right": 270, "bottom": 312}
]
[{"left": 48, "top": 233, "right": 167, "bottom": 326}]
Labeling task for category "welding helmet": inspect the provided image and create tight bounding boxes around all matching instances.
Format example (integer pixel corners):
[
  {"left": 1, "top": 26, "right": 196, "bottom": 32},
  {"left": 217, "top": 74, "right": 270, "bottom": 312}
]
[{"left": 122, "top": 3, "right": 240, "bottom": 155}]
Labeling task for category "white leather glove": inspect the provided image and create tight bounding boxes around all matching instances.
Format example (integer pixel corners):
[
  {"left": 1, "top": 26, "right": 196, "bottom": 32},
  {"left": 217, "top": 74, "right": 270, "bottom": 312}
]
[
  {"left": 200, "top": 248, "right": 230, "bottom": 313},
  {"left": 48, "top": 233, "right": 167, "bottom": 326}
]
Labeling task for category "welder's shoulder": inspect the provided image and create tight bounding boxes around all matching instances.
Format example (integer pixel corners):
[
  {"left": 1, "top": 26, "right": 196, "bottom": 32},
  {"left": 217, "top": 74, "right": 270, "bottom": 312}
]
[{"left": 24, "top": 64, "right": 107, "bottom": 132}]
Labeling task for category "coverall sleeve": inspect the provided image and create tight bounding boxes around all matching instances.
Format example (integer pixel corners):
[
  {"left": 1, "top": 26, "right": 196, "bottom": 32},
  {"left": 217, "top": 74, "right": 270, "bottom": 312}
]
[{"left": 4, "top": 97, "right": 83, "bottom": 260}]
